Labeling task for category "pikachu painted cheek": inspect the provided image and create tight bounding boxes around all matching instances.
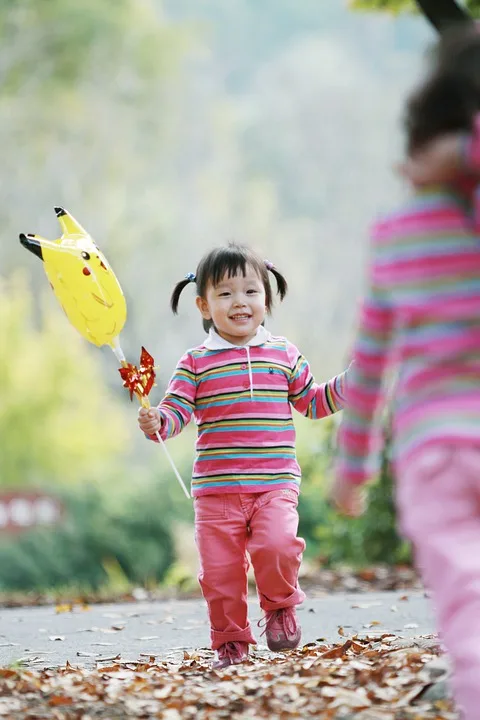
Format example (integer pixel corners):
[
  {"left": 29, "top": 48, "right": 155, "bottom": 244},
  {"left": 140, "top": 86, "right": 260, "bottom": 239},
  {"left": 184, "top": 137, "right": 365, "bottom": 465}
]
[{"left": 83, "top": 267, "right": 91, "bottom": 276}]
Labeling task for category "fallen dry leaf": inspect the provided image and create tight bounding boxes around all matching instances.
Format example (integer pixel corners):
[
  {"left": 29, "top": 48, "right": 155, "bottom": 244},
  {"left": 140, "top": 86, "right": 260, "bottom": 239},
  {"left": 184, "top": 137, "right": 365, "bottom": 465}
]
[
  {"left": 48, "top": 694, "right": 74, "bottom": 706},
  {"left": 55, "top": 604, "right": 73, "bottom": 614},
  {"left": 351, "top": 602, "right": 383, "bottom": 610}
]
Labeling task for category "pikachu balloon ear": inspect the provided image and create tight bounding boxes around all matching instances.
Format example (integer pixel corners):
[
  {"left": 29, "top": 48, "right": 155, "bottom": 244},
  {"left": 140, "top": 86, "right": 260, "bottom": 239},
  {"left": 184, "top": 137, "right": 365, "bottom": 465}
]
[
  {"left": 54, "top": 206, "right": 88, "bottom": 238},
  {"left": 19, "top": 232, "right": 49, "bottom": 261}
]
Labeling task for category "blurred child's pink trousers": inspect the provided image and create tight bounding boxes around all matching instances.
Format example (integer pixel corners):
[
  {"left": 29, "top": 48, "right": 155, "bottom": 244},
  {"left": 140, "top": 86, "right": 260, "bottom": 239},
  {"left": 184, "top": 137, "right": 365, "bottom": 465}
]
[
  {"left": 397, "top": 444, "right": 480, "bottom": 720},
  {"left": 194, "top": 488, "right": 306, "bottom": 650}
]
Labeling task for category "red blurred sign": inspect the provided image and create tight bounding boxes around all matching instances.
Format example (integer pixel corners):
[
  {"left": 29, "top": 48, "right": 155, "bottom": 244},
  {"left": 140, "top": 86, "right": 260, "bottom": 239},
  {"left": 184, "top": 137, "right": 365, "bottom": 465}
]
[{"left": 0, "top": 491, "right": 64, "bottom": 534}]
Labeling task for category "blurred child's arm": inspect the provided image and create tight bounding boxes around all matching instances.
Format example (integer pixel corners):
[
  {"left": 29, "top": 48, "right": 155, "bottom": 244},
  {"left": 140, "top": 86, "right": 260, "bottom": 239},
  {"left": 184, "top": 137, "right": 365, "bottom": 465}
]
[
  {"left": 335, "top": 223, "right": 394, "bottom": 487},
  {"left": 287, "top": 346, "right": 348, "bottom": 419},
  {"left": 143, "top": 351, "right": 197, "bottom": 442}
]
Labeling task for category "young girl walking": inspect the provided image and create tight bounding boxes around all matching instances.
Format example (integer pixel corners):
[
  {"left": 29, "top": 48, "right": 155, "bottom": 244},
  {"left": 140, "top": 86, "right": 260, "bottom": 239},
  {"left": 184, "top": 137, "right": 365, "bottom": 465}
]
[
  {"left": 139, "top": 243, "right": 349, "bottom": 669},
  {"left": 333, "top": 27, "right": 480, "bottom": 720}
]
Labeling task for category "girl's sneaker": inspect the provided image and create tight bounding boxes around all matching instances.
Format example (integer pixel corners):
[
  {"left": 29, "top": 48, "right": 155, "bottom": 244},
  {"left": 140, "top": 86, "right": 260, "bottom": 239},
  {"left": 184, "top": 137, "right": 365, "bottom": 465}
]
[
  {"left": 212, "top": 641, "right": 249, "bottom": 669},
  {"left": 261, "top": 607, "right": 301, "bottom": 651}
]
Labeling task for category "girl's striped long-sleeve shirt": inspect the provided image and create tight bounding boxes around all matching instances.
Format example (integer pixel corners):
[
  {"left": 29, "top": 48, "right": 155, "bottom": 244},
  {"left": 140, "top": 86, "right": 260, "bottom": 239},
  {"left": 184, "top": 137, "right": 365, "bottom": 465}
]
[
  {"left": 151, "top": 326, "right": 347, "bottom": 496},
  {"left": 337, "top": 132, "right": 480, "bottom": 486}
]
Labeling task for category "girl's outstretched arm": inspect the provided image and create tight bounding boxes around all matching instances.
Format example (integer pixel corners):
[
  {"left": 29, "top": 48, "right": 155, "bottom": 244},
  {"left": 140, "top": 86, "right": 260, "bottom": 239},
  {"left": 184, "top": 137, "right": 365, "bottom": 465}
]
[
  {"left": 335, "top": 222, "right": 394, "bottom": 487},
  {"left": 287, "top": 346, "right": 349, "bottom": 419},
  {"left": 147, "top": 351, "right": 197, "bottom": 442}
]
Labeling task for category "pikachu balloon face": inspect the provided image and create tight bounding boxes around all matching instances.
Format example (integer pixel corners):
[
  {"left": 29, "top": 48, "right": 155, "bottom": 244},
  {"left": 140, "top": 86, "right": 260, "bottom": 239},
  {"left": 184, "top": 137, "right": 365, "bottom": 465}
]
[{"left": 20, "top": 207, "right": 127, "bottom": 348}]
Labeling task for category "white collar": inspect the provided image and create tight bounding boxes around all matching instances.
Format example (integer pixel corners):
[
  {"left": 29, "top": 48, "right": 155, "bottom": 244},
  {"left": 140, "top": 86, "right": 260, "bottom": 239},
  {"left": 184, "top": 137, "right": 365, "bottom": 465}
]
[{"left": 203, "top": 325, "right": 271, "bottom": 350}]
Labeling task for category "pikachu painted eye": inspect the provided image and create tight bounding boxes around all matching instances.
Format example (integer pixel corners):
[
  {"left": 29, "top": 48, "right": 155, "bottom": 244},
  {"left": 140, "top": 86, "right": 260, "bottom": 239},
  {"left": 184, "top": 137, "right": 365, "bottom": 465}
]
[{"left": 81, "top": 251, "right": 91, "bottom": 260}]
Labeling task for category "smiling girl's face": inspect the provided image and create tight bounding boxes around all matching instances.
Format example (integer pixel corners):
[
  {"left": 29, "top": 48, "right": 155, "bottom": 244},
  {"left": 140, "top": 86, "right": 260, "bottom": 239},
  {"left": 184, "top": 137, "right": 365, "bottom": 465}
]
[{"left": 196, "top": 265, "right": 266, "bottom": 345}]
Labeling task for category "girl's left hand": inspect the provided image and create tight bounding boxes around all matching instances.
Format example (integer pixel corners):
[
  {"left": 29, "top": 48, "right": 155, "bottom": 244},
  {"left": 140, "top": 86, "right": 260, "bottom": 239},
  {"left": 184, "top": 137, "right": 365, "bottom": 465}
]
[{"left": 330, "top": 476, "right": 366, "bottom": 518}]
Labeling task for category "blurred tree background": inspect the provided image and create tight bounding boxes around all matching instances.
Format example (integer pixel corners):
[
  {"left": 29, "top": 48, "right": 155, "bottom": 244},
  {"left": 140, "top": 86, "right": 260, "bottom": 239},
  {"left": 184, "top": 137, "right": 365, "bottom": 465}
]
[{"left": 0, "top": 0, "right": 448, "bottom": 593}]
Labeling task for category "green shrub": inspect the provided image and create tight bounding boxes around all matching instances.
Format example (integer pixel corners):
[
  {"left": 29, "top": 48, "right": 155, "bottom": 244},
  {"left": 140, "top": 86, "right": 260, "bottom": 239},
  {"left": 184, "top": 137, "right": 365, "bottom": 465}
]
[
  {"left": 298, "top": 420, "right": 411, "bottom": 567},
  {"left": 0, "top": 485, "right": 175, "bottom": 592}
]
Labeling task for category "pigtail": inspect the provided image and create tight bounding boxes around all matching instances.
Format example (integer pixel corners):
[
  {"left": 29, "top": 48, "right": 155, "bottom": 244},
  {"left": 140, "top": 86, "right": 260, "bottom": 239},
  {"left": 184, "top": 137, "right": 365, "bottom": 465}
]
[
  {"left": 265, "top": 261, "right": 288, "bottom": 301},
  {"left": 170, "top": 273, "right": 196, "bottom": 314}
]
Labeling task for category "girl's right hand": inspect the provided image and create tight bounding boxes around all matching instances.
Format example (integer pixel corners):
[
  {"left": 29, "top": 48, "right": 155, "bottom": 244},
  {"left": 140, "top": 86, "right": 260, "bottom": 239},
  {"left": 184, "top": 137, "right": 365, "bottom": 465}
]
[{"left": 138, "top": 407, "right": 162, "bottom": 435}]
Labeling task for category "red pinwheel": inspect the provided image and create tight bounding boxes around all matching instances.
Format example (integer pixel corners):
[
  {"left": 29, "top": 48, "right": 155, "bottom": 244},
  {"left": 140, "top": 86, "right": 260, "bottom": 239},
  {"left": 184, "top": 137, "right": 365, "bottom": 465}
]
[{"left": 118, "top": 347, "right": 156, "bottom": 403}]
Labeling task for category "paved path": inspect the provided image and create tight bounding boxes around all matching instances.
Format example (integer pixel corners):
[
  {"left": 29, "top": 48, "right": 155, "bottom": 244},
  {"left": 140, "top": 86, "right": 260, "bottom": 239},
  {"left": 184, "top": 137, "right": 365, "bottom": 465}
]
[{"left": 0, "top": 591, "right": 435, "bottom": 670}]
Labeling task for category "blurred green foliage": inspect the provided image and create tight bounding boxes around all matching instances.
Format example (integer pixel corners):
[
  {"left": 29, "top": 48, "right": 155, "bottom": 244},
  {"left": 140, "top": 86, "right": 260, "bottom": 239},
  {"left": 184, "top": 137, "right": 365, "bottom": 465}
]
[
  {"left": 0, "top": 485, "right": 175, "bottom": 591},
  {"left": 0, "top": 273, "right": 130, "bottom": 487},
  {"left": 0, "top": 0, "right": 189, "bottom": 95}
]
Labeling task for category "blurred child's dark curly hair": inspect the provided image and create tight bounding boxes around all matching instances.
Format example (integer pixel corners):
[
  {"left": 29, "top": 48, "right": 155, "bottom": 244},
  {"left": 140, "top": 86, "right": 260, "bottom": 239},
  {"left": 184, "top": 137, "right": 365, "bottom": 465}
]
[
  {"left": 405, "top": 24, "right": 480, "bottom": 154},
  {"left": 170, "top": 242, "right": 288, "bottom": 332}
]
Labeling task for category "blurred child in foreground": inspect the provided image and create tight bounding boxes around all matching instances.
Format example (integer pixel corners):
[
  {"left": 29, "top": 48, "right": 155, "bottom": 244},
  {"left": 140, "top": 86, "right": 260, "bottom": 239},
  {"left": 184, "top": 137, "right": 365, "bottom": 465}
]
[{"left": 333, "top": 26, "right": 480, "bottom": 720}]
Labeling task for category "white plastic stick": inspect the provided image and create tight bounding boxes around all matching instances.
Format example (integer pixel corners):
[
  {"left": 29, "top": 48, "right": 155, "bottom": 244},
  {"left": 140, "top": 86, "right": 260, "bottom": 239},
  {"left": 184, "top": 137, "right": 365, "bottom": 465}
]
[
  {"left": 155, "top": 431, "right": 191, "bottom": 499},
  {"left": 111, "top": 338, "right": 126, "bottom": 364}
]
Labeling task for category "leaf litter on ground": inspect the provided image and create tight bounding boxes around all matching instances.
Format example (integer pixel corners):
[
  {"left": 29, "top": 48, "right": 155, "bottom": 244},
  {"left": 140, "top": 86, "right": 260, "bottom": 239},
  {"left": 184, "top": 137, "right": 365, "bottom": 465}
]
[{"left": 0, "top": 631, "right": 458, "bottom": 719}]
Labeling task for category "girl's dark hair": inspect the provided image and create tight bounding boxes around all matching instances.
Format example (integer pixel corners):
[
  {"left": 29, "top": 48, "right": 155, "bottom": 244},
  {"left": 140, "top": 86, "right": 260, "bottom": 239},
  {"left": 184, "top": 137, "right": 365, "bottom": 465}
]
[
  {"left": 170, "top": 242, "right": 288, "bottom": 332},
  {"left": 405, "top": 25, "right": 480, "bottom": 154}
]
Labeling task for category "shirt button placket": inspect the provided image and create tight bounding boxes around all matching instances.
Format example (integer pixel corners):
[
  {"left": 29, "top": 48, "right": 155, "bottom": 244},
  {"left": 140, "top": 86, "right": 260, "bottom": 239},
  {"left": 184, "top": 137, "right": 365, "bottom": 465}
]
[{"left": 242, "top": 348, "right": 249, "bottom": 389}]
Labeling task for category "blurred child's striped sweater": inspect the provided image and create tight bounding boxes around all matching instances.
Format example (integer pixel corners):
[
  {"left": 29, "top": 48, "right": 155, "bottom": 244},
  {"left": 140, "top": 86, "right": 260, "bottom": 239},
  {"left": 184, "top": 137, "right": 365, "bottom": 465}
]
[{"left": 337, "top": 121, "right": 480, "bottom": 485}]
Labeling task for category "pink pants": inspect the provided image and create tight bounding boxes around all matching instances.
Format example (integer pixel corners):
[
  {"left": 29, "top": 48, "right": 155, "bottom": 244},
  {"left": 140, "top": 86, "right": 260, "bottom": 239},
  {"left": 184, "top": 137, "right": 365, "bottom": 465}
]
[
  {"left": 194, "top": 489, "right": 306, "bottom": 650},
  {"left": 396, "top": 444, "right": 480, "bottom": 720}
]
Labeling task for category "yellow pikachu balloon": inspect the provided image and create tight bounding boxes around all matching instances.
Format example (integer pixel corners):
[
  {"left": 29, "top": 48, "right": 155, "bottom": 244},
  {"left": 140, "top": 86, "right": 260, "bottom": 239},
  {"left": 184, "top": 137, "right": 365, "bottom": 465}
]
[{"left": 20, "top": 207, "right": 127, "bottom": 348}]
